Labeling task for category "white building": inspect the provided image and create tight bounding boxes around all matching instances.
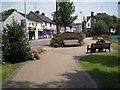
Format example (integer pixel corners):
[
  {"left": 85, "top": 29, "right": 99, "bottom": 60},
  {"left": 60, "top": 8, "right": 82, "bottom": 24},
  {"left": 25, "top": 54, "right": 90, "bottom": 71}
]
[
  {"left": 71, "top": 23, "right": 82, "bottom": 32},
  {"left": 30, "top": 11, "right": 56, "bottom": 39},
  {"left": 2, "top": 11, "right": 56, "bottom": 40},
  {"left": 85, "top": 12, "right": 96, "bottom": 32}
]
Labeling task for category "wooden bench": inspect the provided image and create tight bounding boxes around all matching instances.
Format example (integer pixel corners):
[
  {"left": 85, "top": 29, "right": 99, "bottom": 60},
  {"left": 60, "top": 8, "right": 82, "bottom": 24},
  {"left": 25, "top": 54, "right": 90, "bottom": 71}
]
[{"left": 87, "top": 43, "right": 111, "bottom": 53}]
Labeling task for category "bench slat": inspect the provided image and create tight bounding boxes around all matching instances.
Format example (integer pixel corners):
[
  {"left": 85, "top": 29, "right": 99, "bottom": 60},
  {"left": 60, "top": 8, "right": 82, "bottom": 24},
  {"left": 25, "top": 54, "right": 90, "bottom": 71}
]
[{"left": 63, "top": 40, "right": 80, "bottom": 45}]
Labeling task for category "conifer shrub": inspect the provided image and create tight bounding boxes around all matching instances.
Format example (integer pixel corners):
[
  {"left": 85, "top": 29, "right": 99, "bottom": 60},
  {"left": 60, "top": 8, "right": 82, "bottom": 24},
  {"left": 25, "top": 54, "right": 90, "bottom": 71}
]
[{"left": 2, "top": 20, "right": 29, "bottom": 63}]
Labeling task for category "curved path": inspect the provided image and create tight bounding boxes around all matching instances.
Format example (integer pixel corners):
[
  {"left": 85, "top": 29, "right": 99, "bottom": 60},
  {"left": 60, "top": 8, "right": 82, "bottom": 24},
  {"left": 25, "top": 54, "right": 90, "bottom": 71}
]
[{"left": 3, "top": 38, "right": 115, "bottom": 88}]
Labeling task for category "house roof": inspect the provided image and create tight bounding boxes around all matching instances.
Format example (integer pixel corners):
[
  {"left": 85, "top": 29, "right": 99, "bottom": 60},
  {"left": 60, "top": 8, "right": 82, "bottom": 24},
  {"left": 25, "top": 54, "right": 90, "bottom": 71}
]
[
  {"left": 37, "top": 14, "right": 54, "bottom": 24},
  {"left": 0, "top": 15, "right": 10, "bottom": 21},
  {"left": 71, "top": 23, "right": 82, "bottom": 26},
  {"left": 118, "top": 1, "right": 120, "bottom": 4},
  {"left": 27, "top": 11, "right": 43, "bottom": 23},
  {"left": 1, "top": 11, "right": 55, "bottom": 24},
  {"left": 17, "top": 11, "right": 43, "bottom": 23},
  {"left": 86, "top": 15, "right": 96, "bottom": 22},
  {"left": 24, "top": 11, "right": 54, "bottom": 24},
  {"left": 33, "top": 12, "right": 55, "bottom": 24},
  {"left": 17, "top": 11, "right": 26, "bottom": 17}
]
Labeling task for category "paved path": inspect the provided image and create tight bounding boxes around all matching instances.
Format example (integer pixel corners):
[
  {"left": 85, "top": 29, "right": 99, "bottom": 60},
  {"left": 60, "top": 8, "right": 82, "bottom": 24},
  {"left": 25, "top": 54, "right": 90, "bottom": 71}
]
[{"left": 3, "top": 38, "right": 115, "bottom": 88}]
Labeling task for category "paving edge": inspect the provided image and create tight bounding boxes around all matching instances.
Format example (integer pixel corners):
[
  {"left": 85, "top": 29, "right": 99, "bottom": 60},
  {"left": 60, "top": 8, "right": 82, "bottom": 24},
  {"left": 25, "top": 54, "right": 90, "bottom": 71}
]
[
  {"left": 1, "top": 61, "right": 28, "bottom": 88},
  {"left": 75, "top": 58, "right": 98, "bottom": 88}
]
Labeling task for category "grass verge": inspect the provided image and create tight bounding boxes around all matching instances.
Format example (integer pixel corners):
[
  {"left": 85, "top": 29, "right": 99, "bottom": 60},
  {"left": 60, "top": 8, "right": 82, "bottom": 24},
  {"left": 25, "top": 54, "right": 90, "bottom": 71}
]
[
  {"left": 81, "top": 41, "right": 85, "bottom": 46},
  {"left": 2, "top": 62, "right": 22, "bottom": 83},
  {"left": 79, "top": 37, "right": 120, "bottom": 88},
  {"left": 37, "top": 48, "right": 44, "bottom": 54}
]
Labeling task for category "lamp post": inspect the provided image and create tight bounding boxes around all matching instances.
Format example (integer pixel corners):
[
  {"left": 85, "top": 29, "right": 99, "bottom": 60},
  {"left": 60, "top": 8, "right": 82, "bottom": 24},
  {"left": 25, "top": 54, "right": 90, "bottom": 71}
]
[
  {"left": 80, "top": 11, "right": 82, "bottom": 31},
  {"left": 80, "top": 11, "right": 82, "bottom": 23}
]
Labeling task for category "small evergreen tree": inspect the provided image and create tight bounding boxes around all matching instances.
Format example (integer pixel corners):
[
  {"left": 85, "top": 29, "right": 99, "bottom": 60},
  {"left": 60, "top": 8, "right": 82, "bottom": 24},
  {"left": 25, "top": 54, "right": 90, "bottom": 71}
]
[
  {"left": 2, "top": 19, "right": 29, "bottom": 63},
  {"left": 1, "top": 9, "right": 17, "bottom": 16}
]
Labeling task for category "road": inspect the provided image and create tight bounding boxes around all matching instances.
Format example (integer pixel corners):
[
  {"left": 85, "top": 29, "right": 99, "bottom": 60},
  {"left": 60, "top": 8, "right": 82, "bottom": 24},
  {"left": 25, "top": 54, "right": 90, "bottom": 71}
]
[{"left": 29, "top": 39, "right": 51, "bottom": 47}]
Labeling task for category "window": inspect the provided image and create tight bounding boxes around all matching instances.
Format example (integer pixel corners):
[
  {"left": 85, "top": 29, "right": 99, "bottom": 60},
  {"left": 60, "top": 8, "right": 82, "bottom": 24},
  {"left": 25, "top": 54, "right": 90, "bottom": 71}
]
[
  {"left": 32, "top": 22, "right": 34, "bottom": 26},
  {"left": 45, "top": 22, "right": 47, "bottom": 26},
  {"left": 50, "top": 23, "right": 52, "bottom": 27},
  {"left": 88, "top": 23, "right": 89, "bottom": 27}
]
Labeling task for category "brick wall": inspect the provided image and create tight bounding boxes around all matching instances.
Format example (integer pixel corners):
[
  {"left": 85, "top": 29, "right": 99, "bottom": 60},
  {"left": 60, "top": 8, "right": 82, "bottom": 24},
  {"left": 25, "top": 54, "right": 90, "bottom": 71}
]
[{"left": 61, "top": 32, "right": 84, "bottom": 41}]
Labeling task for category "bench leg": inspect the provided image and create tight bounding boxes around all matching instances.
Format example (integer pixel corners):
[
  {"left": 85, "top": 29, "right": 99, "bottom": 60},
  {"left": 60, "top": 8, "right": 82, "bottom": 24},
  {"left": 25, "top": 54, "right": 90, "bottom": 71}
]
[
  {"left": 109, "top": 48, "right": 110, "bottom": 52},
  {"left": 87, "top": 49, "right": 88, "bottom": 53},
  {"left": 105, "top": 49, "right": 106, "bottom": 52}
]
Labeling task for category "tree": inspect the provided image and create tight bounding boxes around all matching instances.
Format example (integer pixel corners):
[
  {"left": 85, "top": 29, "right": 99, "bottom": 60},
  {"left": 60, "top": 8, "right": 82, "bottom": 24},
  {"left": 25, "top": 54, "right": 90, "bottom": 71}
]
[
  {"left": 2, "top": 19, "right": 29, "bottom": 63},
  {"left": 96, "top": 14, "right": 119, "bottom": 34},
  {"left": 52, "top": 0, "right": 78, "bottom": 31},
  {"left": 94, "top": 20, "right": 109, "bottom": 35},
  {"left": 1, "top": 9, "right": 17, "bottom": 16}
]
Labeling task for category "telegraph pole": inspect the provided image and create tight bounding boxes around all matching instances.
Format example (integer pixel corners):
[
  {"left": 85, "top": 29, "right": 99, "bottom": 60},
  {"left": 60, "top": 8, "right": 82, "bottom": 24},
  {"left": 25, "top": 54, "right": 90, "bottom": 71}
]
[
  {"left": 56, "top": 0, "right": 58, "bottom": 34},
  {"left": 24, "top": 0, "right": 28, "bottom": 40},
  {"left": 80, "top": 11, "right": 82, "bottom": 31}
]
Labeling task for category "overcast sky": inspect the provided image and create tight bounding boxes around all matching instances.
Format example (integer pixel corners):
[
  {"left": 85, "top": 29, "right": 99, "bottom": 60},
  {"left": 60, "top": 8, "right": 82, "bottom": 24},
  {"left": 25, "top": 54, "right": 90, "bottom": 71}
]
[{"left": 1, "top": 0, "right": 119, "bottom": 23}]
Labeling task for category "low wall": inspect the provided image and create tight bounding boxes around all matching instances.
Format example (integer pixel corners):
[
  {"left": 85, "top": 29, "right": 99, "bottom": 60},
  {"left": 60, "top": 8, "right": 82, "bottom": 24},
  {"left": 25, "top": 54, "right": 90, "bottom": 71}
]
[
  {"left": 93, "top": 35, "right": 109, "bottom": 40},
  {"left": 61, "top": 32, "right": 84, "bottom": 41}
]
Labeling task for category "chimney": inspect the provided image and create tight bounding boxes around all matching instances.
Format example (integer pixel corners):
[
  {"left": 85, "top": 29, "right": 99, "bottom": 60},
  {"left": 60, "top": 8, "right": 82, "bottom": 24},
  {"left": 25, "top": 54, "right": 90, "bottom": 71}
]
[
  {"left": 91, "top": 11, "right": 94, "bottom": 32},
  {"left": 35, "top": 10, "right": 40, "bottom": 14},
  {"left": 41, "top": 12, "right": 45, "bottom": 16},
  {"left": 91, "top": 11, "right": 94, "bottom": 16}
]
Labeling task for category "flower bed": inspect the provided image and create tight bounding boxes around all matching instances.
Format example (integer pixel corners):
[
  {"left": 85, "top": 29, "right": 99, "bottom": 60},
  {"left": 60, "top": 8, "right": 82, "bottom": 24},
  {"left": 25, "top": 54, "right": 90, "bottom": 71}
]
[
  {"left": 50, "top": 32, "right": 84, "bottom": 47},
  {"left": 27, "top": 47, "right": 41, "bottom": 60}
]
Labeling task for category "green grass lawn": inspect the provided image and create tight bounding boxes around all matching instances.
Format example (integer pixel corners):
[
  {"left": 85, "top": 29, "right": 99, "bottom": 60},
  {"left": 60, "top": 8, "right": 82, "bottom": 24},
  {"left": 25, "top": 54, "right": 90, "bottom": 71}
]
[
  {"left": 2, "top": 47, "right": 44, "bottom": 83},
  {"left": 81, "top": 41, "right": 85, "bottom": 46},
  {"left": 37, "top": 48, "right": 44, "bottom": 54},
  {"left": 79, "top": 37, "right": 120, "bottom": 88},
  {"left": 2, "top": 62, "right": 22, "bottom": 83}
]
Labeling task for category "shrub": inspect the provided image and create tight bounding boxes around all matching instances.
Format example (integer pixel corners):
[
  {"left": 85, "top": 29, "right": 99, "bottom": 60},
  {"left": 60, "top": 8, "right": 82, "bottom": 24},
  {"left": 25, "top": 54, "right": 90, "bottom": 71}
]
[
  {"left": 27, "top": 47, "right": 40, "bottom": 60},
  {"left": 50, "top": 32, "right": 84, "bottom": 47},
  {"left": 86, "top": 31, "right": 93, "bottom": 37},
  {"left": 94, "top": 20, "right": 109, "bottom": 35},
  {"left": 2, "top": 19, "right": 29, "bottom": 63},
  {"left": 50, "top": 37, "right": 62, "bottom": 47}
]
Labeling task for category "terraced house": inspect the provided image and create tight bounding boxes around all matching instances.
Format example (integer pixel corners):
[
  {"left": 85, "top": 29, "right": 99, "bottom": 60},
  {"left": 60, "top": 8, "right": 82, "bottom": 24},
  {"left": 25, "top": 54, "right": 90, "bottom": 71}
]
[{"left": 2, "top": 10, "right": 56, "bottom": 40}]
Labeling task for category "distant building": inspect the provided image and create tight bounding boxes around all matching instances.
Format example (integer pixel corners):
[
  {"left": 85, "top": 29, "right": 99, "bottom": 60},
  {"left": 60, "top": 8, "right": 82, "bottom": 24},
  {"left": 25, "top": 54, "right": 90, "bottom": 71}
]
[
  {"left": 71, "top": 23, "right": 82, "bottom": 32},
  {"left": 85, "top": 12, "right": 96, "bottom": 32},
  {"left": 27, "top": 11, "right": 56, "bottom": 39},
  {"left": 58, "top": 23, "right": 82, "bottom": 33}
]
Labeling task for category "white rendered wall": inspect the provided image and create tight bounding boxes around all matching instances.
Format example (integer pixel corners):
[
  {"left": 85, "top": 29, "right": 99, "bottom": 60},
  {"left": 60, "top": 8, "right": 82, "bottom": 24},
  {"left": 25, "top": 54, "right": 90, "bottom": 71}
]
[{"left": 86, "top": 18, "right": 91, "bottom": 28}]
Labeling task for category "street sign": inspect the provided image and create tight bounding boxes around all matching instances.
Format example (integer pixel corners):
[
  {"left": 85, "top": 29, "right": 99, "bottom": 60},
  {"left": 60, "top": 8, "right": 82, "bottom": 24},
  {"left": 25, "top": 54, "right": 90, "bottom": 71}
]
[
  {"left": 21, "top": 19, "right": 26, "bottom": 28},
  {"left": 28, "top": 27, "right": 36, "bottom": 30},
  {"left": 111, "top": 29, "right": 116, "bottom": 33}
]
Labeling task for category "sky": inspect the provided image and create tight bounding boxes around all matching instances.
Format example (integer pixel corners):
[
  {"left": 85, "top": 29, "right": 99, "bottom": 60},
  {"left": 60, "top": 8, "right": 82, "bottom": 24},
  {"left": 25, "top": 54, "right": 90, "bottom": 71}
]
[{"left": 1, "top": 0, "right": 119, "bottom": 23}]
